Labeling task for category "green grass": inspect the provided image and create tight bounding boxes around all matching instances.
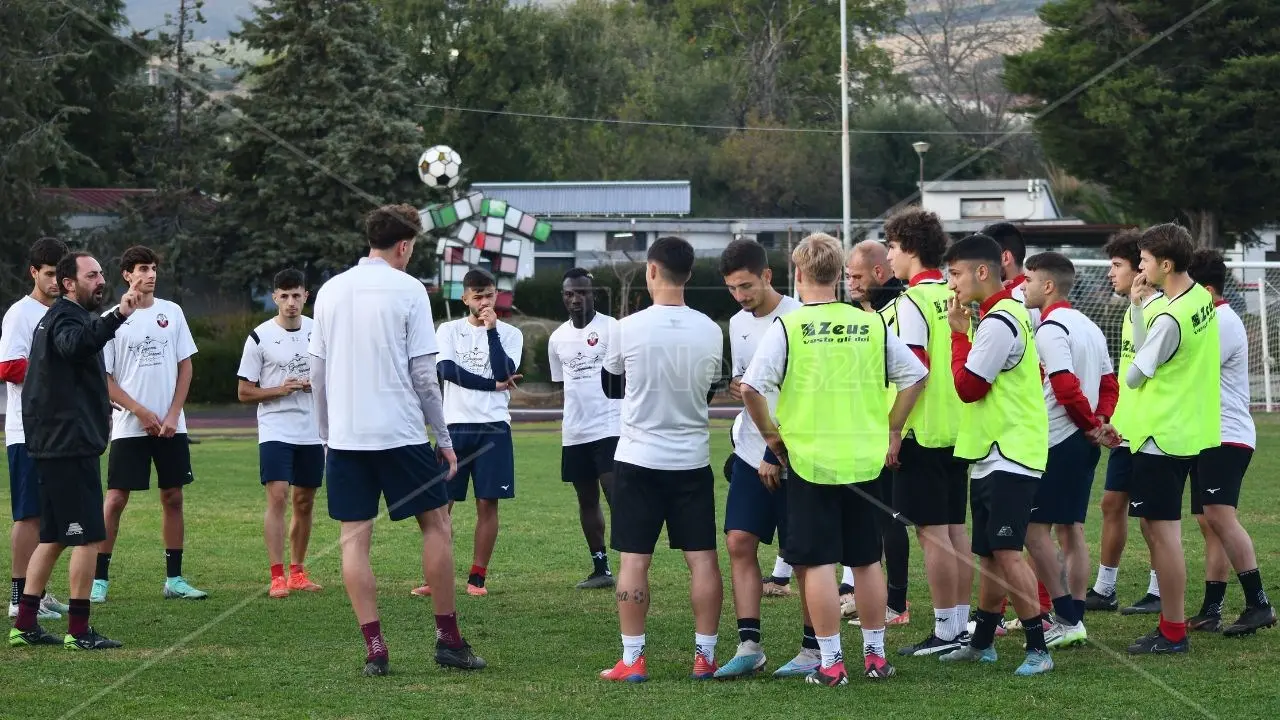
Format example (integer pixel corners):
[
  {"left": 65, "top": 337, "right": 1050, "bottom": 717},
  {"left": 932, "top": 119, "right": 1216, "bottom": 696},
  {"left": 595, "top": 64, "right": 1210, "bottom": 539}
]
[{"left": 2, "top": 419, "right": 1278, "bottom": 719}]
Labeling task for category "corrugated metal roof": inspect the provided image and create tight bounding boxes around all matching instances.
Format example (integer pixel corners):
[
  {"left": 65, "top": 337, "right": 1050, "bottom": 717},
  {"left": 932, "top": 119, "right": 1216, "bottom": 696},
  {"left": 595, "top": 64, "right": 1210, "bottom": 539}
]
[
  {"left": 472, "top": 181, "right": 690, "bottom": 217},
  {"left": 923, "top": 179, "right": 1045, "bottom": 193},
  {"left": 42, "top": 188, "right": 155, "bottom": 213}
]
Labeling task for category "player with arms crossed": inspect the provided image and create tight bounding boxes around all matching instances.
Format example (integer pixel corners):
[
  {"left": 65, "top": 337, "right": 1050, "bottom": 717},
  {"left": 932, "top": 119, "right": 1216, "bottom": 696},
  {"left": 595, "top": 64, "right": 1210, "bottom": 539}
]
[
  {"left": 95, "top": 246, "right": 205, "bottom": 603},
  {"left": 939, "top": 234, "right": 1053, "bottom": 676},
  {"left": 547, "top": 268, "right": 620, "bottom": 589},
  {"left": 310, "top": 204, "right": 482, "bottom": 675},
  {"left": 1184, "top": 250, "right": 1274, "bottom": 637},
  {"left": 598, "top": 236, "right": 723, "bottom": 683},
  {"left": 236, "top": 269, "right": 324, "bottom": 598},
  {"left": 3, "top": 238, "right": 72, "bottom": 623},
  {"left": 714, "top": 239, "right": 802, "bottom": 679},
  {"left": 1020, "top": 252, "right": 1119, "bottom": 649}
]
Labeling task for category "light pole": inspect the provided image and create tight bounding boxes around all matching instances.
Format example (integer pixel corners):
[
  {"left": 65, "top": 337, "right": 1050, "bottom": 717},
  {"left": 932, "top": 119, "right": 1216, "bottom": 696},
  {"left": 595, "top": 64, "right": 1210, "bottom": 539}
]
[
  {"left": 912, "top": 141, "right": 931, "bottom": 197},
  {"left": 839, "top": 0, "right": 851, "bottom": 252}
]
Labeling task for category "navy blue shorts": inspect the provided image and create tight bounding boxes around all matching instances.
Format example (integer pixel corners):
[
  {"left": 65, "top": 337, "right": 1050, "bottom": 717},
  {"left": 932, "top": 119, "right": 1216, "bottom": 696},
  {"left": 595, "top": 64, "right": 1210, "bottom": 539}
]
[
  {"left": 1030, "top": 430, "right": 1101, "bottom": 525},
  {"left": 8, "top": 444, "right": 40, "bottom": 521},
  {"left": 1103, "top": 445, "right": 1133, "bottom": 493},
  {"left": 259, "top": 441, "right": 325, "bottom": 488},
  {"left": 723, "top": 455, "right": 787, "bottom": 546},
  {"left": 447, "top": 422, "right": 515, "bottom": 501},
  {"left": 325, "top": 444, "right": 450, "bottom": 522}
]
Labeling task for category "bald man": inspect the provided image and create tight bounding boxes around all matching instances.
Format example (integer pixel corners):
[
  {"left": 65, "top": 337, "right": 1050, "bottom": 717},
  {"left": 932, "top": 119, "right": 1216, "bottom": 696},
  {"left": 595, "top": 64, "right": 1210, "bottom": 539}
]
[{"left": 843, "top": 241, "right": 912, "bottom": 627}]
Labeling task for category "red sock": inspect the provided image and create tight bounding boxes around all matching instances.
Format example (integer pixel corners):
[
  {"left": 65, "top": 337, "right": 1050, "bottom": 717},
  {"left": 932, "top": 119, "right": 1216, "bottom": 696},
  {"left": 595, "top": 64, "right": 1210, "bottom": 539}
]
[
  {"left": 289, "top": 563, "right": 304, "bottom": 576},
  {"left": 14, "top": 593, "right": 40, "bottom": 631},
  {"left": 469, "top": 565, "right": 487, "bottom": 579},
  {"left": 68, "top": 598, "right": 90, "bottom": 637},
  {"left": 1159, "top": 614, "right": 1187, "bottom": 642},
  {"left": 435, "top": 612, "right": 463, "bottom": 649},
  {"left": 360, "top": 621, "right": 388, "bottom": 661},
  {"left": 999, "top": 596, "right": 1009, "bottom": 614},
  {"left": 270, "top": 564, "right": 285, "bottom": 580},
  {"left": 1037, "top": 582, "right": 1052, "bottom": 614}
]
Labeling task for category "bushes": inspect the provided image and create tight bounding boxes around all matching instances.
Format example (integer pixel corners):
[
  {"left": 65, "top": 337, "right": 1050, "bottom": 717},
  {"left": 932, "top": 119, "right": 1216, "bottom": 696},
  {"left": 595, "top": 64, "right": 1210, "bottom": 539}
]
[{"left": 187, "top": 311, "right": 274, "bottom": 405}]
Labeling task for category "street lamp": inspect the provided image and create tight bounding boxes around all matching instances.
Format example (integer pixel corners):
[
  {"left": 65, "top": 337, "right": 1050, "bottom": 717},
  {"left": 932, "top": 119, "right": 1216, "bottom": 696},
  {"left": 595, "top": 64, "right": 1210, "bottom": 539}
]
[
  {"left": 839, "top": 0, "right": 851, "bottom": 252},
  {"left": 912, "top": 141, "right": 931, "bottom": 194}
]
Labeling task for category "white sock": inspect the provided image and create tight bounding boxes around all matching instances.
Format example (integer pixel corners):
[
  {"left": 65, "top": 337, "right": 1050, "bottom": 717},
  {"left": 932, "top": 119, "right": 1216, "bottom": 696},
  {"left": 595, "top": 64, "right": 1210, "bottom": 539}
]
[
  {"left": 1094, "top": 565, "right": 1118, "bottom": 595},
  {"left": 934, "top": 608, "right": 956, "bottom": 641},
  {"left": 694, "top": 632, "right": 718, "bottom": 664},
  {"left": 622, "top": 634, "right": 645, "bottom": 665},
  {"left": 953, "top": 604, "right": 971, "bottom": 637},
  {"left": 861, "top": 627, "right": 885, "bottom": 658},
  {"left": 816, "top": 633, "right": 843, "bottom": 669},
  {"left": 841, "top": 566, "right": 855, "bottom": 588},
  {"left": 771, "top": 557, "right": 793, "bottom": 580},
  {"left": 1148, "top": 569, "right": 1160, "bottom": 597}
]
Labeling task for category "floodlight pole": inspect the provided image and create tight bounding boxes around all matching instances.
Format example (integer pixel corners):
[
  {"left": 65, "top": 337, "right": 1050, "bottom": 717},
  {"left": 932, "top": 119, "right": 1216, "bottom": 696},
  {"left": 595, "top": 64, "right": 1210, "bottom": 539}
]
[{"left": 839, "top": 0, "right": 852, "bottom": 255}]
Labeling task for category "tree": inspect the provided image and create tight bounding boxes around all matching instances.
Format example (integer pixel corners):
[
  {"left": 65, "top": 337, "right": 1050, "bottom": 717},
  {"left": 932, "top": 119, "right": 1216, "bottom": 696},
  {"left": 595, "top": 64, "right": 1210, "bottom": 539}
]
[
  {"left": 214, "top": 0, "right": 429, "bottom": 292},
  {"left": 1005, "top": 0, "right": 1280, "bottom": 246}
]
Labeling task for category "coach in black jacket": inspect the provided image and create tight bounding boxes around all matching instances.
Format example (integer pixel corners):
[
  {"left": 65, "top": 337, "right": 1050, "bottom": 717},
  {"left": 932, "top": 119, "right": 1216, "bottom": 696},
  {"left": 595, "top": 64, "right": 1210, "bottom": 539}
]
[{"left": 10, "top": 251, "right": 139, "bottom": 650}]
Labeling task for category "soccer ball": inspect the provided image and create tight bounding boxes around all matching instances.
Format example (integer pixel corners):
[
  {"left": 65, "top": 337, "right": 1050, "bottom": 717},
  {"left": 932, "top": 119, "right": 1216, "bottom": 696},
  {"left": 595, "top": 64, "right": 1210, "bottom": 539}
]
[{"left": 418, "top": 145, "right": 462, "bottom": 188}]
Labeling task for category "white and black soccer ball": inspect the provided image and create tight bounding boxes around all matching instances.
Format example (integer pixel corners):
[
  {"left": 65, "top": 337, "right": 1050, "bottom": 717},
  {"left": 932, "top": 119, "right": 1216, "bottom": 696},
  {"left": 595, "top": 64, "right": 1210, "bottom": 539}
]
[{"left": 417, "top": 145, "right": 462, "bottom": 188}]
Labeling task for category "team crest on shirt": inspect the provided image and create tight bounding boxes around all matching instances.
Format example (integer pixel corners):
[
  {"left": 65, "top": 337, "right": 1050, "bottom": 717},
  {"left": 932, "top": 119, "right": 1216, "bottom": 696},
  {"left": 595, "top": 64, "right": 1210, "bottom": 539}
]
[
  {"left": 587, "top": 331, "right": 599, "bottom": 347},
  {"left": 156, "top": 313, "right": 169, "bottom": 328}
]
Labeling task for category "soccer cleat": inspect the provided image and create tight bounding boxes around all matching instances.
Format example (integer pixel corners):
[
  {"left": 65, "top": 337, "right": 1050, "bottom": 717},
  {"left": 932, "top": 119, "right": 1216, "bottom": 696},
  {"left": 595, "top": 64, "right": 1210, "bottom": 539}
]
[
  {"left": 41, "top": 594, "right": 69, "bottom": 615},
  {"left": 163, "top": 577, "right": 208, "bottom": 599},
  {"left": 287, "top": 571, "right": 322, "bottom": 593},
  {"left": 9, "top": 624, "right": 62, "bottom": 647},
  {"left": 1044, "top": 620, "right": 1087, "bottom": 649},
  {"left": 268, "top": 576, "right": 289, "bottom": 599},
  {"left": 864, "top": 653, "right": 895, "bottom": 680},
  {"left": 1120, "top": 593, "right": 1161, "bottom": 615},
  {"left": 8, "top": 602, "right": 61, "bottom": 621},
  {"left": 1085, "top": 588, "right": 1119, "bottom": 611},
  {"left": 1222, "top": 605, "right": 1278, "bottom": 638},
  {"left": 713, "top": 642, "right": 766, "bottom": 679},
  {"left": 1014, "top": 649, "right": 1054, "bottom": 676},
  {"left": 898, "top": 632, "right": 961, "bottom": 657},
  {"left": 939, "top": 644, "right": 998, "bottom": 664},
  {"left": 761, "top": 578, "right": 791, "bottom": 598},
  {"left": 90, "top": 579, "right": 109, "bottom": 604},
  {"left": 690, "top": 650, "right": 718, "bottom": 679},
  {"left": 362, "top": 656, "right": 389, "bottom": 676},
  {"left": 465, "top": 583, "right": 488, "bottom": 597},
  {"left": 600, "top": 655, "right": 648, "bottom": 682},
  {"left": 1188, "top": 612, "right": 1223, "bottom": 633},
  {"left": 840, "top": 593, "right": 858, "bottom": 619},
  {"left": 1127, "top": 628, "right": 1189, "bottom": 654},
  {"left": 435, "top": 640, "right": 487, "bottom": 670},
  {"left": 804, "top": 662, "right": 848, "bottom": 686},
  {"left": 850, "top": 603, "right": 912, "bottom": 627},
  {"left": 64, "top": 627, "right": 123, "bottom": 650},
  {"left": 575, "top": 572, "right": 615, "bottom": 590},
  {"left": 773, "top": 649, "right": 821, "bottom": 678},
  {"left": 410, "top": 584, "right": 432, "bottom": 597}
]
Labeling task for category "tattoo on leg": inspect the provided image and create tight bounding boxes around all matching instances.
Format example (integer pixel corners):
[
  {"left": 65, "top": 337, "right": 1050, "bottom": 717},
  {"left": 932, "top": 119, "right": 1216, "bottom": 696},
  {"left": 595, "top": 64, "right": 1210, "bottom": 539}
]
[{"left": 617, "top": 588, "right": 646, "bottom": 604}]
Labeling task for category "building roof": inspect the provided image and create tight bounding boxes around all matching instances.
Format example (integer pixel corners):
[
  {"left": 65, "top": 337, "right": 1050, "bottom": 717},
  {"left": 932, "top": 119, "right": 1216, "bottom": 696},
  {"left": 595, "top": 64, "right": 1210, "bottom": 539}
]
[
  {"left": 922, "top": 179, "right": 1047, "bottom": 193},
  {"left": 472, "top": 181, "right": 690, "bottom": 217},
  {"left": 42, "top": 188, "right": 155, "bottom": 213}
]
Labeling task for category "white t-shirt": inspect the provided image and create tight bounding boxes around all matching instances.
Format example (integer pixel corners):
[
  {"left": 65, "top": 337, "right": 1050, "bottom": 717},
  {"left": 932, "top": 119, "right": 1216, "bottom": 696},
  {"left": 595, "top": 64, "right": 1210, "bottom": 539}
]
[
  {"left": 603, "top": 304, "right": 722, "bottom": 471},
  {"left": 237, "top": 317, "right": 321, "bottom": 445},
  {"left": 0, "top": 296, "right": 51, "bottom": 445},
  {"left": 1127, "top": 305, "right": 1181, "bottom": 457},
  {"left": 548, "top": 313, "right": 620, "bottom": 446},
  {"left": 1216, "top": 302, "right": 1255, "bottom": 448},
  {"left": 436, "top": 318, "right": 523, "bottom": 425},
  {"left": 104, "top": 299, "right": 198, "bottom": 440},
  {"left": 1036, "top": 305, "right": 1113, "bottom": 447},
  {"left": 729, "top": 295, "right": 803, "bottom": 465},
  {"left": 309, "top": 257, "right": 438, "bottom": 451},
  {"left": 963, "top": 308, "right": 1041, "bottom": 479}
]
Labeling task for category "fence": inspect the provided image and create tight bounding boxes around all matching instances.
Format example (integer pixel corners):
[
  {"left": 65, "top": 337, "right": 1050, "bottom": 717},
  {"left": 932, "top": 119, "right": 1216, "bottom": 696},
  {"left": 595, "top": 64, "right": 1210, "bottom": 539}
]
[{"left": 1071, "top": 259, "right": 1277, "bottom": 411}]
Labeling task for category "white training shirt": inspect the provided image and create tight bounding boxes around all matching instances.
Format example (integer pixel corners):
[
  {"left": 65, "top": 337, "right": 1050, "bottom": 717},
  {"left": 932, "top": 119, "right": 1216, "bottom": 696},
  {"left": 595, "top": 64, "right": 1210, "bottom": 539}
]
[
  {"left": 308, "top": 257, "right": 438, "bottom": 451},
  {"left": 963, "top": 307, "right": 1041, "bottom": 480},
  {"left": 104, "top": 299, "right": 198, "bottom": 440},
  {"left": 1127, "top": 297, "right": 1182, "bottom": 457},
  {"left": 436, "top": 317, "right": 523, "bottom": 425},
  {"left": 0, "top": 296, "right": 51, "bottom": 446},
  {"left": 548, "top": 312, "right": 621, "bottom": 446},
  {"left": 236, "top": 316, "right": 321, "bottom": 446},
  {"left": 603, "top": 304, "right": 722, "bottom": 471},
  {"left": 1216, "top": 301, "right": 1255, "bottom": 448},
  {"left": 729, "top": 295, "right": 803, "bottom": 465},
  {"left": 1036, "top": 304, "right": 1113, "bottom": 447}
]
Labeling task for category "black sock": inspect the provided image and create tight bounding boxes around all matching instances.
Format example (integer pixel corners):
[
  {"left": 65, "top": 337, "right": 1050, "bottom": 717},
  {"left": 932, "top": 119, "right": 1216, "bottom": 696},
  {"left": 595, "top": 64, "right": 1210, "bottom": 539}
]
[
  {"left": 1074, "top": 598, "right": 1086, "bottom": 624},
  {"left": 10, "top": 577, "right": 23, "bottom": 606},
  {"left": 165, "top": 549, "right": 183, "bottom": 579},
  {"left": 737, "top": 617, "right": 761, "bottom": 644},
  {"left": 972, "top": 609, "right": 1001, "bottom": 650},
  {"left": 95, "top": 553, "right": 111, "bottom": 581},
  {"left": 1238, "top": 568, "right": 1270, "bottom": 608},
  {"left": 887, "top": 583, "right": 908, "bottom": 614},
  {"left": 802, "top": 624, "right": 818, "bottom": 650},
  {"left": 1201, "top": 580, "right": 1228, "bottom": 616},
  {"left": 591, "top": 550, "right": 610, "bottom": 576},
  {"left": 838, "top": 583, "right": 854, "bottom": 595},
  {"left": 468, "top": 572, "right": 485, "bottom": 588},
  {"left": 1022, "top": 614, "right": 1048, "bottom": 653},
  {"left": 1051, "top": 594, "right": 1078, "bottom": 625}
]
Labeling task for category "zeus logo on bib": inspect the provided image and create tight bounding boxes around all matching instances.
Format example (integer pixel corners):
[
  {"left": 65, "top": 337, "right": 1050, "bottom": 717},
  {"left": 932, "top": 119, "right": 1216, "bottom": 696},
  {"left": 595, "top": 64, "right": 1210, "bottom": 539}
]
[
  {"left": 799, "top": 322, "right": 871, "bottom": 344},
  {"left": 1191, "top": 302, "right": 1217, "bottom": 332}
]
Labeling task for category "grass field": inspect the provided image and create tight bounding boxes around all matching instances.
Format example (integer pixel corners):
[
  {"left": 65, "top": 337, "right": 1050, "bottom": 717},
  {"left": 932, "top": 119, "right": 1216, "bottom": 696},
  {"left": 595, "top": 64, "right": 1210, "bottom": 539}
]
[{"left": 2, "top": 419, "right": 1278, "bottom": 720}]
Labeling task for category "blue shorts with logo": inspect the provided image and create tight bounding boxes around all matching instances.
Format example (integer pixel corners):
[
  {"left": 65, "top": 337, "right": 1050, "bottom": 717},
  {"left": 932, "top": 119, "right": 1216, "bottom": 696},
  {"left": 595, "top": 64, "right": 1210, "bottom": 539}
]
[
  {"left": 447, "top": 422, "right": 515, "bottom": 501},
  {"left": 8, "top": 443, "right": 41, "bottom": 521},
  {"left": 1030, "top": 430, "right": 1101, "bottom": 525},
  {"left": 723, "top": 455, "right": 787, "bottom": 546},
  {"left": 259, "top": 441, "right": 325, "bottom": 488},
  {"left": 326, "top": 443, "right": 449, "bottom": 522},
  {"left": 1103, "top": 445, "right": 1134, "bottom": 493}
]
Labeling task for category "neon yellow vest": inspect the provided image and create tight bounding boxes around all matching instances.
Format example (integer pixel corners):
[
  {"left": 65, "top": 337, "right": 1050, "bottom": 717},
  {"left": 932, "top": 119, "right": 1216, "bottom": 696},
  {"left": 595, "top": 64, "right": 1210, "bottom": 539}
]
[
  {"left": 1127, "top": 285, "right": 1221, "bottom": 456},
  {"left": 878, "top": 299, "right": 898, "bottom": 411},
  {"left": 895, "top": 282, "right": 962, "bottom": 447},
  {"left": 776, "top": 303, "right": 888, "bottom": 485},
  {"left": 954, "top": 299, "right": 1049, "bottom": 471},
  {"left": 1111, "top": 294, "right": 1168, "bottom": 437}
]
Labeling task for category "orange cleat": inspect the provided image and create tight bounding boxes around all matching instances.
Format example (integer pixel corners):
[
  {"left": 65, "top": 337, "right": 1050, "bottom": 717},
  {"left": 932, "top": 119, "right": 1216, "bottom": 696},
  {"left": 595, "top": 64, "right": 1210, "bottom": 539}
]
[
  {"left": 466, "top": 583, "right": 488, "bottom": 597},
  {"left": 410, "top": 584, "right": 432, "bottom": 597},
  {"left": 690, "top": 651, "right": 718, "bottom": 679},
  {"left": 287, "top": 571, "right": 322, "bottom": 593},
  {"left": 600, "top": 655, "right": 648, "bottom": 682},
  {"left": 269, "top": 576, "right": 289, "bottom": 599}
]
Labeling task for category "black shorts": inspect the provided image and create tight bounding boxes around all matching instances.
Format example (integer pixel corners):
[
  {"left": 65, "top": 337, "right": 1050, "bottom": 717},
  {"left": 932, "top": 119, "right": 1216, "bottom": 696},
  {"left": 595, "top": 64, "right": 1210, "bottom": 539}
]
[
  {"left": 1127, "top": 451, "right": 1193, "bottom": 521},
  {"left": 1103, "top": 445, "right": 1134, "bottom": 493},
  {"left": 562, "top": 436, "right": 619, "bottom": 484},
  {"left": 892, "top": 438, "right": 967, "bottom": 527},
  {"left": 35, "top": 457, "right": 106, "bottom": 546},
  {"left": 107, "top": 435, "right": 194, "bottom": 491},
  {"left": 1030, "top": 431, "right": 1101, "bottom": 525},
  {"left": 259, "top": 442, "right": 325, "bottom": 488},
  {"left": 1190, "top": 445, "right": 1252, "bottom": 514},
  {"left": 326, "top": 444, "right": 450, "bottom": 522},
  {"left": 610, "top": 462, "right": 715, "bottom": 554},
  {"left": 970, "top": 470, "right": 1038, "bottom": 558},
  {"left": 783, "top": 473, "right": 883, "bottom": 569}
]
